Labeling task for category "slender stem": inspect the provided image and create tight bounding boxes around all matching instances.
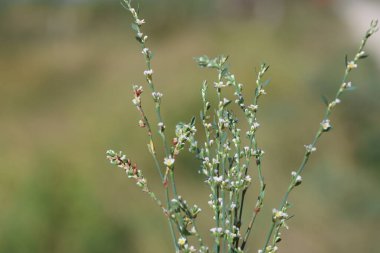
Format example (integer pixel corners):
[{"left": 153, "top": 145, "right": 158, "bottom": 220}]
[
  {"left": 123, "top": 1, "right": 179, "bottom": 250},
  {"left": 136, "top": 104, "right": 164, "bottom": 179},
  {"left": 235, "top": 65, "right": 268, "bottom": 249},
  {"left": 261, "top": 22, "right": 378, "bottom": 252}
]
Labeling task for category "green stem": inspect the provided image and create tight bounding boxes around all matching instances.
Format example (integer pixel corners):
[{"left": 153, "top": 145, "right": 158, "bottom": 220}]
[
  {"left": 261, "top": 23, "right": 377, "bottom": 252},
  {"left": 124, "top": 1, "right": 179, "bottom": 250}
]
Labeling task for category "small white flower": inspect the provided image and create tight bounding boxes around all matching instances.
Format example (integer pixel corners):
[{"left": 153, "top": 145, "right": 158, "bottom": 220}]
[
  {"left": 295, "top": 175, "right": 302, "bottom": 184},
  {"left": 253, "top": 149, "right": 265, "bottom": 156},
  {"left": 205, "top": 123, "right": 212, "bottom": 129},
  {"left": 144, "top": 69, "right": 153, "bottom": 76},
  {"left": 152, "top": 92, "right": 163, "bottom": 101},
  {"left": 212, "top": 158, "right": 219, "bottom": 164},
  {"left": 292, "top": 171, "right": 302, "bottom": 185},
  {"left": 138, "top": 119, "right": 145, "bottom": 127},
  {"left": 158, "top": 122, "right": 165, "bottom": 129},
  {"left": 223, "top": 143, "right": 231, "bottom": 151},
  {"left": 164, "top": 156, "right": 175, "bottom": 167},
  {"left": 188, "top": 245, "right": 196, "bottom": 252},
  {"left": 342, "top": 81, "right": 352, "bottom": 89},
  {"left": 347, "top": 61, "right": 358, "bottom": 69},
  {"left": 190, "top": 226, "right": 196, "bottom": 234},
  {"left": 136, "top": 19, "right": 145, "bottom": 25},
  {"left": 248, "top": 104, "right": 259, "bottom": 111},
  {"left": 304, "top": 144, "right": 316, "bottom": 153},
  {"left": 259, "top": 88, "right": 266, "bottom": 95},
  {"left": 272, "top": 208, "right": 289, "bottom": 221},
  {"left": 213, "top": 176, "right": 223, "bottom": 183},
  {"left": 132, "top": 97, "right": 140, "bottom": 105},
  {"left": 321, "top": 119, "right": 331, "bottom": 131},
  {"left": 178, "top": 237, "right": 186, "bottom": 247},
  {"left": 210, "top": 227, "right": 223, "bottom": 234},
  {"left": 252, "top": 122, "right": 260, "bottom": 130},
  {"left": 328, "top": 98, "right": 341, "bottom": 109},
  {"left": 142, "top": 47, "right": 150, "bottom": 55},
  {"left": 214, "top": 81, "right": 225, "bottom": 88}
]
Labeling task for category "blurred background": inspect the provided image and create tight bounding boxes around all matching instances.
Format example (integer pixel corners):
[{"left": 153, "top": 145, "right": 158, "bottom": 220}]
[{"left": 1, "top": 0, "right": 380, "bottom": 252}]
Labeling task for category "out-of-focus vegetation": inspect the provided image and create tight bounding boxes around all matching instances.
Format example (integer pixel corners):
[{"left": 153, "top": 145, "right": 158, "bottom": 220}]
[{"left": 1, "top": 1, "right": 380, "bottom": 253}]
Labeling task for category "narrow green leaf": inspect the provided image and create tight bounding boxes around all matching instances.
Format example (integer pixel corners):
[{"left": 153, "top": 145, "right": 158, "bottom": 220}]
[
  {"left": 345, "top": 54, "right": 348, "bottom": 67},
  {"left": 321, "top": 95, "right": 329, "bottom": 106},
  {"left": 345, "top": 86, "right": 357, "bottom": 91},
  {"left": 190, "top": 116, "right": 196, "bottom": 125},
  {"left": 221, "top": 132, "right": 228, "bottom": 143},
  {"left": 262, "top": 79, "right": 271, "bottom": 87}
]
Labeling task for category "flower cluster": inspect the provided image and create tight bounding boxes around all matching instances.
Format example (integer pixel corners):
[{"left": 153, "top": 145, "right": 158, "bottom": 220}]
[
  {"left": 106, "top": 150, "right": 148, "bottom": 191},
  {"left": 304, "top": 144, "right": 317, "bottom": 154}
]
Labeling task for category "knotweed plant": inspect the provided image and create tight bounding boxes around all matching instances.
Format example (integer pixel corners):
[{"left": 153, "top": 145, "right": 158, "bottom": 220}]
[{"left": 106, "top": 1, "right": 378, "bottom": 252}]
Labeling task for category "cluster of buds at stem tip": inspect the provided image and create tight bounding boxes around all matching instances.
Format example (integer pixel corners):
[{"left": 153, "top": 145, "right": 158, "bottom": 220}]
[{"left": 106, "top": 150, "right": 148, "bottom": 190}]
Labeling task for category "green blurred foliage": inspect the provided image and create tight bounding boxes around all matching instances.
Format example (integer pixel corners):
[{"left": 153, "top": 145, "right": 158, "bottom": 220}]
[{"left": 1, "top": 1, "right": 380, "bottom": 253}]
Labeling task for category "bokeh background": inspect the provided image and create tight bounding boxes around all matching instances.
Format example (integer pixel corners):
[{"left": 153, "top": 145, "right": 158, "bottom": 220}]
[{"left": 1, "top": 0, "right": 380, "bottom": 252}]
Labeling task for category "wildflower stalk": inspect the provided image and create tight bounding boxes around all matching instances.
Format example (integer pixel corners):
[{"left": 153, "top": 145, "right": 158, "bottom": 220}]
[
  {"left": 215, "top": 66, "right": 224, "bottom": 253},
  {"left": 121, "top": 0, "right": 181, "bottom": 250},
  {"left": 261, "top": 20, "right": 378, "bottom": 253},
  {"left": 239, "top": 64, "right": 269, "bottom": 250}
]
